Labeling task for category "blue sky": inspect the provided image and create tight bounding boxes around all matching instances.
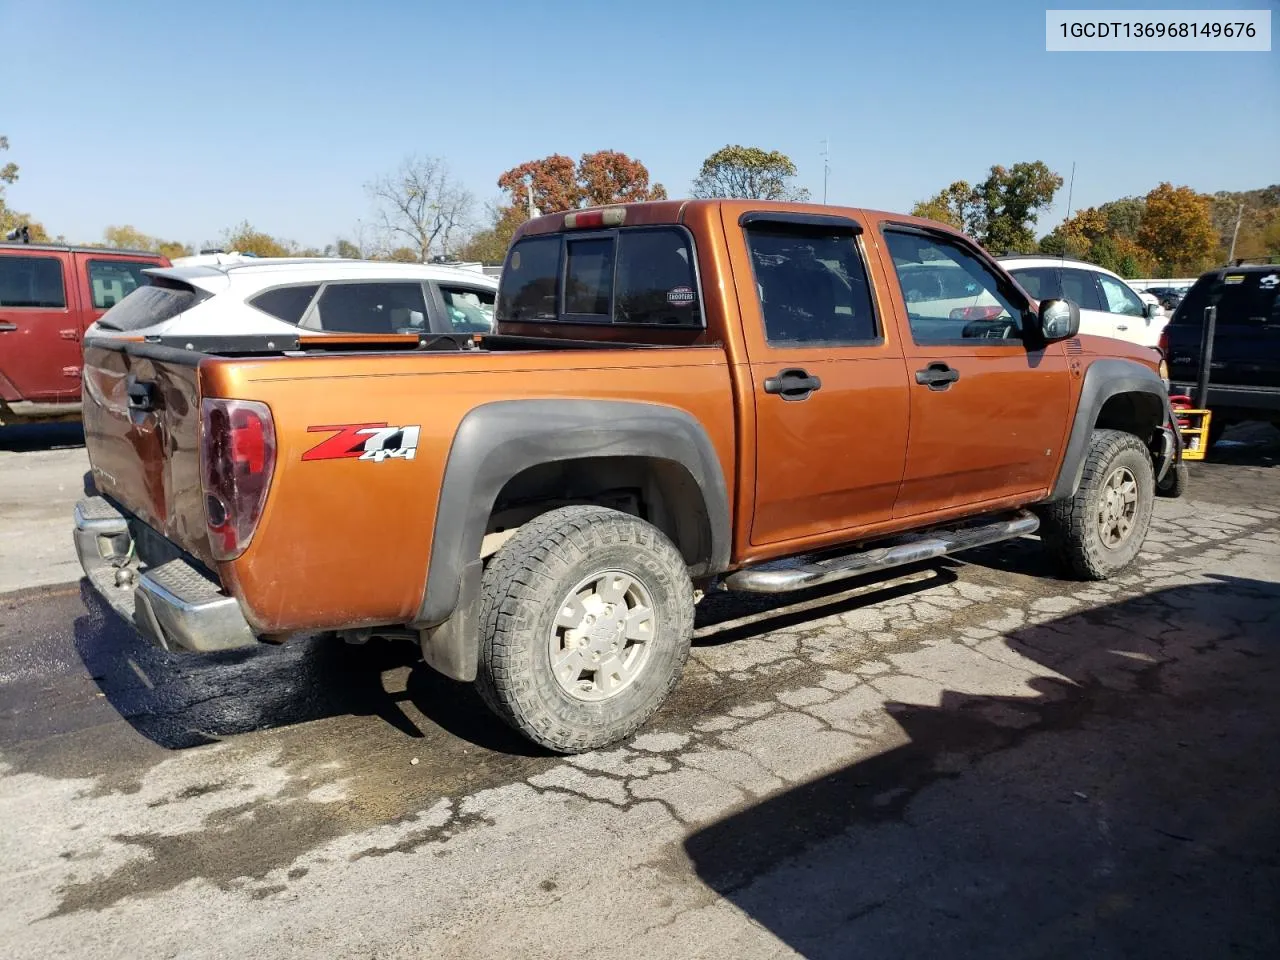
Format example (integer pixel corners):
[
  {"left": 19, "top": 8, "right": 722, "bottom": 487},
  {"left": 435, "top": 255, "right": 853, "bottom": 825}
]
[{"left": 2, "top": 0, "right": 1276, "bottom": 249}]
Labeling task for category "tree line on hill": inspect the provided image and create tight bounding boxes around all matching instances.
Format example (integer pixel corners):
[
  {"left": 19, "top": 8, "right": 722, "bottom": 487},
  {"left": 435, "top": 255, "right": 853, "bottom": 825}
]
[{"left": 3, "top": 134, "right": 1275, "bottom": 277}]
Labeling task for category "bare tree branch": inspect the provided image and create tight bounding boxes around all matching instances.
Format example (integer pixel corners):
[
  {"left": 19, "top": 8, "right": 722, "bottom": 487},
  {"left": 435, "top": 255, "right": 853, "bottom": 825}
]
[{"left": 366, "top": 155, "right": 475, "bottom": 262}]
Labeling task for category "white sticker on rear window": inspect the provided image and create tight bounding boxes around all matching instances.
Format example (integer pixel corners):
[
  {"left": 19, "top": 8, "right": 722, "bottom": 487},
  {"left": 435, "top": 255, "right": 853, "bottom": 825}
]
[{"left": 666, "top": 285, "right": 696, "bottom": 306}]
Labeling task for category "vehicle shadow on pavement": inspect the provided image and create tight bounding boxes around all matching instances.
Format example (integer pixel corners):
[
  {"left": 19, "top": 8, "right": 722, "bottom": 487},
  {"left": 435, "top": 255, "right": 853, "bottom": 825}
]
[
  {"left": 72, "top": 581, "right": 543, "bottom": 755},
  {"left": 683, "top": 576, "right": 1280, "bottom": 959},
  {"left": 0, "top": 422, "right": 85, "bottom": 452}
]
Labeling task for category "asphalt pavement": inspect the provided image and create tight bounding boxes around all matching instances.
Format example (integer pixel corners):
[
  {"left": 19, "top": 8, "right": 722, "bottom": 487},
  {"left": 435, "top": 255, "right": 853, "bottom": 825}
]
[{"left": 1, "top": 423, "right": 1277, "bottom": 959}]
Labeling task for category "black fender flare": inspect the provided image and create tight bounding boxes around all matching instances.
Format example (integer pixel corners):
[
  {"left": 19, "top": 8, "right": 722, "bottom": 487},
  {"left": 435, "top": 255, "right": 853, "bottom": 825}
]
[
  {"left": 412, "top": 399, "right": 731, "bottom": 678},
  {"left": 1047, "top": 358, "right": 1174, "bottom": 502}
]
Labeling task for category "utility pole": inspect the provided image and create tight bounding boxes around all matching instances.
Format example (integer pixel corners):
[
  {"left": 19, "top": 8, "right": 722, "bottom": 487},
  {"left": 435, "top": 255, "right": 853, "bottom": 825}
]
[
  {"left": 821, "top": 138, "right": 830, "bottom": 205},
  {"left": 526, "top": 175, "right": 535, "bottom": 219},
  {"left": 1227, "top": 202, "right": 1245, "bottom": 263}
]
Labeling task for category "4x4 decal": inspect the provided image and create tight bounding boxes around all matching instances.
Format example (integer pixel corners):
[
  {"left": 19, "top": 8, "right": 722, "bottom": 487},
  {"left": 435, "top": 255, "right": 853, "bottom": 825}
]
[{"left": 302, "top": 422, "right": 420, "bottom": 462}]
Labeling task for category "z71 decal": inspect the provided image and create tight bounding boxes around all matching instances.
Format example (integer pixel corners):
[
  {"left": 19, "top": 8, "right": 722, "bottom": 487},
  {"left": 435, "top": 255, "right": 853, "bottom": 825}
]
[{"left": 302, "top": 422, "right": 421, "bottom": 463}]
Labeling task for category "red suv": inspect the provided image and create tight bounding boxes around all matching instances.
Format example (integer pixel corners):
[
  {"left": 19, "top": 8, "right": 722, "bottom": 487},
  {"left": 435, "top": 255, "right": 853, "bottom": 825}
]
[{"left": 0, "top": 243, "right": 169, "bottom": 423}]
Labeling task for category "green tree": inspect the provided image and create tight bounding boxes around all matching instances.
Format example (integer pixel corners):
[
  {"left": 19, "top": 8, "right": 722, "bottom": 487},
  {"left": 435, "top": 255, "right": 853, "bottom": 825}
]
[
  {"left": 0, "top": 134, "right": 49, "bottom": 242},
  {"left": 971, "top": 161, "right": 1063, "bottom": 253},
  {"left": 457, "top": 204, "right": 527, "bottom": 264},
  {"left": 690, "top": 145, "right": 809, "bottom": 201},
  {"left": 1138, "top": 183, "right": 1217, "bottom": 274},
  {"left": 334, "top": 238, "right": 363, "bottom": 259}
]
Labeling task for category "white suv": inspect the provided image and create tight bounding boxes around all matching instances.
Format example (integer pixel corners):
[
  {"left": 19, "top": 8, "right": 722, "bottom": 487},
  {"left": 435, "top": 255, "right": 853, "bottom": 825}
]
[
  {"left": 997, "top": 255, "right": 1167, "bottom": 349},
  {"left": 87, "top": 258, "right": 498, "bottom": 340}
]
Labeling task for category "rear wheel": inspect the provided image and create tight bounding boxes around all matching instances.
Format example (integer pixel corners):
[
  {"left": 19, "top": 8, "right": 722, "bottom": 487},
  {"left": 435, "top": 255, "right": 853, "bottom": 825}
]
[
  {"left": 1040, "top": 429, "right": 1155, "bottom": 580},
  {"left": 475, "top": 505, "right": 694, "bottom": 753}
]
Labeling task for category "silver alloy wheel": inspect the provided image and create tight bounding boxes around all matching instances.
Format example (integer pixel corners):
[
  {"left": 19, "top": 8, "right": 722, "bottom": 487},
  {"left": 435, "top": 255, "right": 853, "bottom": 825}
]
[
  {"left": 1097, "top": 465, "right": 1139, "bottom": 548},
  {"left": 548, "top": 570, "right": 656, "bottom": 702}
]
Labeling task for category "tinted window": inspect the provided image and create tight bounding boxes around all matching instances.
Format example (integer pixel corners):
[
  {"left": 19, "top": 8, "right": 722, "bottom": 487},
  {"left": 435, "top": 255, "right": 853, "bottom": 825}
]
[
  {"left": 95, "top": 284, "right": 200, "bottom": 331},
  {"left": 564, "top": 238, "right": 614, "bottom": 316},
  {"left": 440, "top": 285, "right": 495, "bottom": 332},
  {"left": 87, "top": 259, "right": 155, "bottom": 309},
  {"left": 744, "top": 223, "right": 878, "bottom": 345},
  {"left": 615, "top": 229, "right": 700, "bottom": 325},
  {"left": 313, "top": 282, "right": 428, "bottom": 334},
  {"left": 0, "top": 255, "right": 65, "bottom": 308},
  {"left": 1009, "top": 266, "right": 1102, "bottom": 311},
  {"left": 250, "top": 284, "right": 319, "bottom": 324},
  {"left": 1097, "top": 274, "right": 1145, "bottom": 316},
  {"left": 1174, "top": 271, "right": 1280, "bottom": 328},
  {"left": 498, "top": 236, "right": 561, "bottom": 322},
  {"left": 885, "top": 231, "right": 1022, "bottom": 343}
]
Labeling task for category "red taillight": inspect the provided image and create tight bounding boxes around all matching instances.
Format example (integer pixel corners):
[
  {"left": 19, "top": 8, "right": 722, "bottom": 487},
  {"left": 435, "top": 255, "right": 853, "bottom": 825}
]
[
  {"left": 200, "top": 398, "right": 276, "bottom": 561},
  {"left": 563, "top": 207, "right": 626, "bottom": 229},
  {"left": 1158, "top": 328, "right": 1170, "bottom": 357}
]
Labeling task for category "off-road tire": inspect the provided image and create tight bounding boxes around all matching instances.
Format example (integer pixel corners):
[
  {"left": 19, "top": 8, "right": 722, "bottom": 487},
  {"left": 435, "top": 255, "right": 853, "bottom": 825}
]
[
  {"left": 1156, "top": 459, "right": 1188, "bottom": 498},
  {"left": 1040, "top": 429, "right": 1155, "bottom": 581},
  {"left": 475, "top": 505, "right": 694, "bottom": 753}
]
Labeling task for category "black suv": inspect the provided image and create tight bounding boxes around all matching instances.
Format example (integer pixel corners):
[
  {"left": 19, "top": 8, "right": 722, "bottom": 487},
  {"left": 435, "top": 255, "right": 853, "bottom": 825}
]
[{"left": 1164, "top": 261, "right": 1280, "bottom": 447}]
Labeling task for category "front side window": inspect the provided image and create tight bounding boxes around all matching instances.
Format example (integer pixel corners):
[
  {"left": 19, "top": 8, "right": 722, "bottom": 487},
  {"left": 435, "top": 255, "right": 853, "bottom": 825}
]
[
  {"left": 744, "top": 222, "right": 877, "bottom": 345},
  {"left": 884, "top": 230, "right": 1022, "bottom": 343},
  {"left": 1009, "top": 266, "right": 1102, "bottom": 311},
  {"left": 312, "top": 282, "right": 427, "bottom": 334},
  {"left": 0, "top": 255, "right": 66, "bottom": 308},
  {"left": 440, "top": 285, "right": 495, "bottom": 332},
  {"left": 1096, "top": 274, "right": 1145, "bottom": 316},
  {"left": 250, "top": 284, "right": 319, "bottom": 324},
  {"left": 496, "top": 227, "right": 702, "bottom": 327},
  {"left": 87, "top": 259, "right": 155, "bottom": 309}
]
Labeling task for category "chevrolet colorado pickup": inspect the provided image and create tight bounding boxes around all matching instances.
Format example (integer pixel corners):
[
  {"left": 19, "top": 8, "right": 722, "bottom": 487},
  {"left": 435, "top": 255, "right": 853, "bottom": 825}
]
[{"left": 74, "top": 200, "right": 1182, "bottom": 752}]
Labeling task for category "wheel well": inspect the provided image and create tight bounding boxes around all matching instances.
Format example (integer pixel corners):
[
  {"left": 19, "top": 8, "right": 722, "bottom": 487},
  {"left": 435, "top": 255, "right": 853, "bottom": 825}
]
[
  {"left": 485, "top": 456, "right": 714, "bottom": 574},
  {"left": 1095, "top": 391, "right": 1163, "bottom": 442}
]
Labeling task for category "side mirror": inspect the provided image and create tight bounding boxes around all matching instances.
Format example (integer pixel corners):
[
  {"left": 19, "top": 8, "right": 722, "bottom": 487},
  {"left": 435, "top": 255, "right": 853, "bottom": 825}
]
[
  {"left": 1144, "top": 301, "right": 1162, "bottom": 320},
  {"left": 1037, "top": 298, "right": 1079, "bottom": 341}
]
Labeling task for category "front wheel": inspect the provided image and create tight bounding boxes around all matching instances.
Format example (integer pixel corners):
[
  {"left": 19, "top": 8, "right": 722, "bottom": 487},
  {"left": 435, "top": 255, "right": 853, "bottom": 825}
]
[
  {"left": 1039, "top": 429, "right": 1155, "bottom": 580},
  {"left": 475, "top": 505, "right": 694, "bottom": 753}
]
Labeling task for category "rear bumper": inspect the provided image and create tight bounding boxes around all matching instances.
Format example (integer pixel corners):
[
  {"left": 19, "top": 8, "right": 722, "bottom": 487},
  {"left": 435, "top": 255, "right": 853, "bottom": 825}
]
[{"left": 74, "top": 496, "right": 257, "bottom": 653}]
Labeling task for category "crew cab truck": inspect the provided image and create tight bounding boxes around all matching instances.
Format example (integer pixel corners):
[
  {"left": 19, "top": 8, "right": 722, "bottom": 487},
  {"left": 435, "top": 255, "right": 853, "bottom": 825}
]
[
  {"left": 74, "top": 200, "right": 1181, "bottom": 753},
  {"left": 0, "top": 243, "right": 169, "bottom": 423}
]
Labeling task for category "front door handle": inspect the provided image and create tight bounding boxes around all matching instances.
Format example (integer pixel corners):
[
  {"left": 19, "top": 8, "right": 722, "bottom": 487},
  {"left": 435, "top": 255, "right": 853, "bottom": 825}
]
[
  {"left": 763, "top": 367, "right": 822, "bottom": 401},
  {"left": 915, "top": 362, "right": 960, "bottom": 391},
  {"left": 0, "top": 322, "right": 16, "bottom": 332}
]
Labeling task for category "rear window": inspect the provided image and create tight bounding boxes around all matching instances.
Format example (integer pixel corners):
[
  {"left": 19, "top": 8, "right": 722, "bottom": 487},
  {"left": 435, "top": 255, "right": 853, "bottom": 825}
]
[
  {"left": 87, "top": 259, "right": 157, "bottom": 309},
  {"left": 1173, "top": 271, "right": 1280, "bottom": 327},
  {"left": 250, "top": 284, "right": 319, "bottom": 324},
  {"left": 497, "top": 227, "right": 701, "bottom": 327},
  {"left": 95, "top": 283, "right": 200, "bottom": 331},
  {"left": 0, "top": 255, "right": 65, "bottom": 308}
]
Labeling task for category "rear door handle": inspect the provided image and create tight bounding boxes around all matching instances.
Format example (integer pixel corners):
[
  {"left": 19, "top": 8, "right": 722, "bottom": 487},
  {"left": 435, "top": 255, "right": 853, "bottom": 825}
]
[
  {"left": 763, "top": 367, "right": 822, "bottom": 401},
  {"left": 0, "top": 322, "right": 16, "bottom": 332},
  {"left": 915, "top": 362, "right": 960, "bottom": 391}
]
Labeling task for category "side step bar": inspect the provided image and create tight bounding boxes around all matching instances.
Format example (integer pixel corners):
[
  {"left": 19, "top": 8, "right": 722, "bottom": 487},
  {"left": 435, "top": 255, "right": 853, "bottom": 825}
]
[{"left": 723, "top": 510, "right": 1040, "bottom": 595}]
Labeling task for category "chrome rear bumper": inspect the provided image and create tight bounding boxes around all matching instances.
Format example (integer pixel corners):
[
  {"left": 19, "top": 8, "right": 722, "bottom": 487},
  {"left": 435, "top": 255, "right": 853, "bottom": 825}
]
[{"left": 74, "top": 497, "right": 257, "bottom": 653}]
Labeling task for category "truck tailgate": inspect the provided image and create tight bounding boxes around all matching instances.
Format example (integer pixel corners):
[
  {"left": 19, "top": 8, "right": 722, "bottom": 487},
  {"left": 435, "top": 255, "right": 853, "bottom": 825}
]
[{"left": 81, "top": 340, "right": 214, "bottom": 567}]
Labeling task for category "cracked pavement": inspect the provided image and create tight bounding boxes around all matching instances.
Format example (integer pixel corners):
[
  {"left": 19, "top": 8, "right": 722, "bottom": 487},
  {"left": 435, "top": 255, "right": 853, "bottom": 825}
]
[{"left": 1, "top": 430, "right": 1278, "bottom": 959}]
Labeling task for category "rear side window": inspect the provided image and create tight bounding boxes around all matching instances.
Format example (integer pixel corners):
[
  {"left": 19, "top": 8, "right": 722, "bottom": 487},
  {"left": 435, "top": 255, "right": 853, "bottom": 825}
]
[
  {"left": 1009, "top": 266, "right": 1102, "bottom": 311},
  {"left": 95, "top": 283, "right": 200, "bottom": 331},
  {"left": 1096, "top": 273, "right": 1145, "bottom": 316},
  {"left": 250, "top": 284, "right": 319, "bottom": 324},
  {"left": 497, "top": 227, "right": 702, "bottom": 327},
  {"left": 87, "top": 259, "right": 156, "bottom": 309},
  {"left": 312, "top": 282, "right": 427, "bottom": 334},
  {"left": 0, "top": 255, "right": 65, "bottom": 308},
  {"left": 744, "top": 222, "right": 878, "bottom": 345}
]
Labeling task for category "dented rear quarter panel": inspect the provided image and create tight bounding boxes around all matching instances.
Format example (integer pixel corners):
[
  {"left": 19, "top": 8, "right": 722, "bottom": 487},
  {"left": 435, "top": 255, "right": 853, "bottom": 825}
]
[{"left": 201, "top": 347, "right": 735, "bottom": 634}]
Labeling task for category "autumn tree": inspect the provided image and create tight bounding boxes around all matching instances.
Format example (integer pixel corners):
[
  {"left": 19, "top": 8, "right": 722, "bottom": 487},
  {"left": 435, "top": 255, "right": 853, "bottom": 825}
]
[
  {"left": 0, "top": 134, "right": 49, "bottom": 242},
  {"left": 222, "top": 221, "right": 294, "bottom": 258},
  {"left": 101, "top": 224, "right": 192, "bottom": 258},
  {"left": 457, "top": 204, "right": 527, "bottom": 264},
  {"left": 912, "top": 181, "right": 977, "bottom": 230},
  {"left": 690, "top": 145, "right": 809, "bottom": 201},
  {"left": 1138, "top": 183, "right": 1217, "bottom": 274},
  {"left": 367, "top": 155, "right": 474, "bottom": 261},
  {"left": 498, "top": 151, "right": 666, "bottom": 216},
  {"left": 1037, "top": 198, "right": 1155, "bottom": 276}
]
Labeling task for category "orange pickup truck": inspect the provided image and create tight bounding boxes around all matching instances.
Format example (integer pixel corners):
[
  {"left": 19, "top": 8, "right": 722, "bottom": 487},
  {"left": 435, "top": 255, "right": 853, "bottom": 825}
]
[{"left": 74, "top": 200, "right": 1183, "bottom": 752}]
